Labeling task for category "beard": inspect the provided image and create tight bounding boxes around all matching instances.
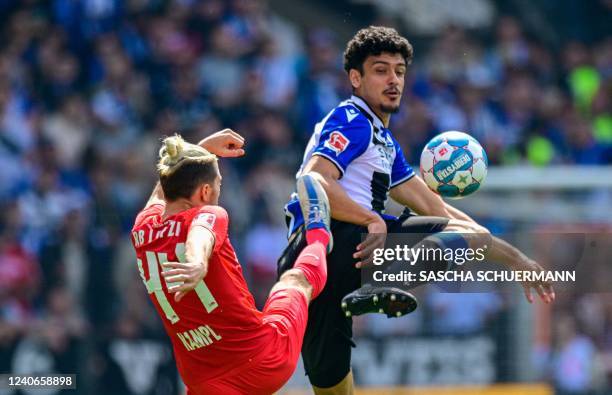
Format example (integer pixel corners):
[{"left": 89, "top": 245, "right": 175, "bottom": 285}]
[{"left": 380, "top": 103, "right": 401, "bottom": 114}]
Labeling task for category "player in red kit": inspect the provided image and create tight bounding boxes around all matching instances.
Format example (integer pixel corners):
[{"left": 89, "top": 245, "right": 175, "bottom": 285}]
[{"left": 130, "top": 130, "right": 332, "bottom": 395}]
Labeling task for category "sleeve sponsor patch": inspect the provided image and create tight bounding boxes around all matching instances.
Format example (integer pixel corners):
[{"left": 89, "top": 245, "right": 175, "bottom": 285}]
[
  {"left": 324, "top": 131, "right": 350, "bottom": 154},
  {"left": 193, "top": 213, "right": 216, "bottom": 229}
]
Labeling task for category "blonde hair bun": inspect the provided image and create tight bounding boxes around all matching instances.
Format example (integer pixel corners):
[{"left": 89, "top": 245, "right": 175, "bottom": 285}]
[
  {"left": 165, "top": 136, "right": 183, "bottom": 158},
  {"left": 157, "top": 134, "right": 216, "bottom": 177}
]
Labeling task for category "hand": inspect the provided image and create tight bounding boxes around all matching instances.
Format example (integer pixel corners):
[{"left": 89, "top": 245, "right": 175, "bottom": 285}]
[
  {"left": 354, "top": 216, "right": 387, "bottom": 269},
  {"left": 161, "top": 260, "right": 208, "bottom": 302},
  {"left": 198, "top": 129, "right": 245, "bottom": 157},
  {"left": 514, "top": 258, "right": 556, "bottom": 304}
]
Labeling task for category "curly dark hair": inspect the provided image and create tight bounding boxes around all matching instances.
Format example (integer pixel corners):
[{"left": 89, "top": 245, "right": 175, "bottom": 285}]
[{"left": 343, "top": 26, "right": 413, "bottom": 74}]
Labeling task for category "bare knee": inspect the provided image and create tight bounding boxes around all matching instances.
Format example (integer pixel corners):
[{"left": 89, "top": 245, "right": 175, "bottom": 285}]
[
  {"left": 272, "top": 269, "right": 313, "bottom": 301},
  {"left": 445, "top": 219, "right": 487, "bottom": 233},
  {"left": 444, "top": 219, "right": 491, "bottom": 249}
]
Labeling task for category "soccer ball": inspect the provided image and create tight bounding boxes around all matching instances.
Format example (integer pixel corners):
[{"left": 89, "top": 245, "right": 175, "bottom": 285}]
[{"left": 420, "top": 131, "right": 488, "bottom": 199}]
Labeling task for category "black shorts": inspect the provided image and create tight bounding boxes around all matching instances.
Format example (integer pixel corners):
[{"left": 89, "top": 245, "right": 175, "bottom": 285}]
[{"left": 277, "top": 213, "right": 449, "bottom": 388}]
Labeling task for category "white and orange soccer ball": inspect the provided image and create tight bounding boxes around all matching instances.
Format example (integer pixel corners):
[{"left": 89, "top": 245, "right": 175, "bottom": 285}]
[{"left": 420, "top": 131, "right": 488, "bottom": 198}]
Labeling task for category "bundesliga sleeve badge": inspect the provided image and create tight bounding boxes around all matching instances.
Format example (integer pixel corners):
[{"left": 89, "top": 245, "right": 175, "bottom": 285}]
[
  {"left": 193, "top": 213, "right": 216, "bottom": 229},
  {"left": 324, "top": 131, "right": 350, "bottom": 154}
]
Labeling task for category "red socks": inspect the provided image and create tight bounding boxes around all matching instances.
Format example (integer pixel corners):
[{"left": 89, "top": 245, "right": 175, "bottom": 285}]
[
  {"left": 294, "top": 243, "right": 328, "bottom": 299},
  {"left": 305, "top": 228, "right": 330, "bottom": 248}
]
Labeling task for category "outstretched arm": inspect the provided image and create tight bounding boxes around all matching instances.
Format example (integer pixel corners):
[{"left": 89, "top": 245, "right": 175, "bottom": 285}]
[
  {"left": 198, "top": 129, "right": 245, "bottom": 158},
  {"left": 485, "top": 237, "right": 555, "bottom": 304},
  {"left": 390, "top": 176, "right": 454, "bottom": 218},
  {"left": 390, "top": 175, "right": 555, "bottom": 304}
]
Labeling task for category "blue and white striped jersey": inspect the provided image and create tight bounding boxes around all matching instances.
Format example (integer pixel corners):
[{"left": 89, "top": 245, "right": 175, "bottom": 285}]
[{"left": 285, "top": 95, "right": 415, "bottom": 236}]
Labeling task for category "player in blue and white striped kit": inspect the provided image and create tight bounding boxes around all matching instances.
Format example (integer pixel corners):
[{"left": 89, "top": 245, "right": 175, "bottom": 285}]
[
  {"left": 278, "top": 26, "right": 554, "bottom": 394},
  {"left": 284, "top": 94, "right": 415, "bottom": 232}
]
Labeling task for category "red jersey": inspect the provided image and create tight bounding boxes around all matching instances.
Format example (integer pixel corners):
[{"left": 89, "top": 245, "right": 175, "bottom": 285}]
[{"left": 131, "top": 204, "right": 273, "bottom": 386}]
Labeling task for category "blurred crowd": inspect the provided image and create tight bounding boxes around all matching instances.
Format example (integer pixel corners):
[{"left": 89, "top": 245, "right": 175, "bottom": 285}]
[{"left": 0, "top": 0, "right": 610, "bottom": 394}]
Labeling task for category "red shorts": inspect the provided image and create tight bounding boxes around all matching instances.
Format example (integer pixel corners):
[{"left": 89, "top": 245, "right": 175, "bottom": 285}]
[{"left": 186, "top": 287, "right": 308, "bottom": 395}]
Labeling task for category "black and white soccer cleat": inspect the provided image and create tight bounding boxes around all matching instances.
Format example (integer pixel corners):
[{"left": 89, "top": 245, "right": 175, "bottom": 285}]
[{"left": 341, "top": 285, "right": 417, "bottom": 318}]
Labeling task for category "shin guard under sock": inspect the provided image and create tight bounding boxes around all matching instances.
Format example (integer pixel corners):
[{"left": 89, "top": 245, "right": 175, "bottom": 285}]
[{"left": 294, "top": 243, "right": 328, "bottom": 299}]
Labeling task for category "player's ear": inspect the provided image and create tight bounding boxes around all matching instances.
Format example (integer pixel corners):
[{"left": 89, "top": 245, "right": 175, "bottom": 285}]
[
  {"left": 194, "top": 183, "right": 208, "bottom": 204},
  {"left": 349, "top": 69, "right": 361, "bottom": 90},
  {"left": 201, "top": 183, "right": 211, "bottom": 204}
]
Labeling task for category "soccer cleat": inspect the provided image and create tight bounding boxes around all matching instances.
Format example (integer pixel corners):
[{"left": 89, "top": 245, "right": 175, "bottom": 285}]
[
  {"left": 296, "top": 173, "right": 333, "bottom": 253},
  {"left": 341, "top": 285, "right": 417, "bottom": 318}
]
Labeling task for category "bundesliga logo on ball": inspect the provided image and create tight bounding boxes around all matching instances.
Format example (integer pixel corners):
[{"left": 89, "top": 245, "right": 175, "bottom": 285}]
[{"left": 420, "top": 131, "right": 488, "bottom": 198}]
